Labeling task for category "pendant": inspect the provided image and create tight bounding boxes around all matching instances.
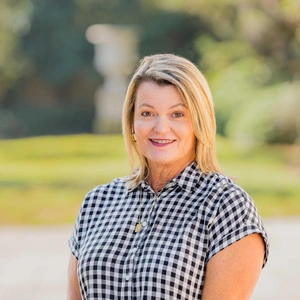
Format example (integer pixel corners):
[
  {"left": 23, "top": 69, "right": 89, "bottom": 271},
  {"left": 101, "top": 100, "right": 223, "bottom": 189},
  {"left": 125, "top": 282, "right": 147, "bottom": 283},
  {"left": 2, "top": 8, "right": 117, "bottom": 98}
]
[{"left": 135, "top": 222, "right": 142, "bottom": 233}]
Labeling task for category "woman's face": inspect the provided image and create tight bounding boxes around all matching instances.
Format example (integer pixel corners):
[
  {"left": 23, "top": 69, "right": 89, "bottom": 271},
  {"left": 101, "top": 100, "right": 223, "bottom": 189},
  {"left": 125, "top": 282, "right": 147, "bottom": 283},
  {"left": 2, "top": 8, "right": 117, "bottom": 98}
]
[{"left": 133, "top": 81, "right": 196, "bottom": 171}]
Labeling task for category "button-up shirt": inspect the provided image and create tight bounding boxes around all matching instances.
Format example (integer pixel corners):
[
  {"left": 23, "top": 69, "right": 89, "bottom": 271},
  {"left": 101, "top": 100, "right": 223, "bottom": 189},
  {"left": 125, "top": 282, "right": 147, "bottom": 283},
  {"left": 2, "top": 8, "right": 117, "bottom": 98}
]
[{"left": 69, "top": 162, "right": 269, "bottom": 299}]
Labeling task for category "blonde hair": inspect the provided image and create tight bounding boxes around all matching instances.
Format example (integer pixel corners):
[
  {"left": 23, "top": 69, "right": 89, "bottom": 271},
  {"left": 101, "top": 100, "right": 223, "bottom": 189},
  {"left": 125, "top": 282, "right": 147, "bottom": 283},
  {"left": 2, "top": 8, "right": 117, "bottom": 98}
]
[{"left": 122, "top": 53, "right": 221, "bottom": 189}]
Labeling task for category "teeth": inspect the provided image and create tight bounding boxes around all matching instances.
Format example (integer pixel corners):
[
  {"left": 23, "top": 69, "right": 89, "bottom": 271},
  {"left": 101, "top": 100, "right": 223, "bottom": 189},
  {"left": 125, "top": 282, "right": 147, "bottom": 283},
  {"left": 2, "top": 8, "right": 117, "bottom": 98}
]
[{"left": 151, "top": 139, "right": 174, "bottom": 144}]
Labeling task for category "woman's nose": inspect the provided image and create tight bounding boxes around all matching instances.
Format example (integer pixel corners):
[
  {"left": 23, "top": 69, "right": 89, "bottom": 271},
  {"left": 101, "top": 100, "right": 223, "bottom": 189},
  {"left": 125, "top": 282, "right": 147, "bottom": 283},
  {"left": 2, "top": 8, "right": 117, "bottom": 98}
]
[{"left": 153, "top": 116, "right": 170, "bottom": 133}]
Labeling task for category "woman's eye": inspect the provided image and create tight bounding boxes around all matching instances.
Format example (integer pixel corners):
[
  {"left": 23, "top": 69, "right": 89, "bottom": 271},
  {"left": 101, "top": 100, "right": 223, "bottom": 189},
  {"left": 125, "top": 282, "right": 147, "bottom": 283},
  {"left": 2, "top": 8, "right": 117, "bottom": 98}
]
[
  {"left": 141, "top": 111, "right": 153, "bottom": 117},
  {"left": 173, "top": 112, "right": 184, "bottom": 118}
]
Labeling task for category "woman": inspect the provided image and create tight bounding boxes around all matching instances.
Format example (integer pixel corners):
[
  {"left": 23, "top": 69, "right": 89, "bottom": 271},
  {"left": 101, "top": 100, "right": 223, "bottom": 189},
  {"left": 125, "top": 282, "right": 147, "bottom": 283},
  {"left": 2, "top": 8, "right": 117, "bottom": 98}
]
[{"left": 68, "top": 54, "right": 269, "bottom": 299}]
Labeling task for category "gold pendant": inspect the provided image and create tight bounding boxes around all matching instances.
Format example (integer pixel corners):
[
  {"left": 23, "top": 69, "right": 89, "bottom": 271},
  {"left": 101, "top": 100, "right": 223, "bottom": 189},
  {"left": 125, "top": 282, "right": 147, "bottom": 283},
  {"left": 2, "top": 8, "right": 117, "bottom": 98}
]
[{"left": 135, "top": 222, "right": 142, "bottom": 233}]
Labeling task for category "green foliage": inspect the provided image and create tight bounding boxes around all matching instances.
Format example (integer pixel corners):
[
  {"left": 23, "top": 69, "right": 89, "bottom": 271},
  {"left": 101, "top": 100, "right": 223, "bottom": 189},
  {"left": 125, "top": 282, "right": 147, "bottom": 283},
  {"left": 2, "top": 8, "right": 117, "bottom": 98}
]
[
  {"left": 0, "top": 135, "right": 299, "bottom": 224},
  {"left": 0, "top": 0, "right": 31, "bottom": 96},
  {"left": 225, "top": 82, "right": 300, "bottom": 146},
  {"left": 139, "top": 11, "right": 209, "bottom": 63},
  {"left": 191, "top": 1, "right": 300, "bottom": 144},
  {"left": 21, "top": 0, "right": 93, "bottom": 85},
  {"left": 0, "top": 101, "right": 95, "bottom": 138}
]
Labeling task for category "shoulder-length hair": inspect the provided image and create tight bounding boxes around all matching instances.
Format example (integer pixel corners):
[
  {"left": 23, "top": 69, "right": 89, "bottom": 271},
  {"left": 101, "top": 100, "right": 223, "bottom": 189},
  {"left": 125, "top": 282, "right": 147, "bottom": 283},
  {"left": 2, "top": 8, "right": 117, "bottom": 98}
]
[{"left": 122, "top": 53, "right": 221, "bottom": 189}]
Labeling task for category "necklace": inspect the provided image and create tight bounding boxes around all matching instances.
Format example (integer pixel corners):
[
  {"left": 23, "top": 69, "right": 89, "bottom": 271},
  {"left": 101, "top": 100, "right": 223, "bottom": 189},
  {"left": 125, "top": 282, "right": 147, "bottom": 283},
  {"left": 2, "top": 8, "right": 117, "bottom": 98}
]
[
  {"left": 134, "top": 187, "right": 159, "bottom": 233},
  {"left": 134, "top": 188, "right": 143, "bottom": 233}
]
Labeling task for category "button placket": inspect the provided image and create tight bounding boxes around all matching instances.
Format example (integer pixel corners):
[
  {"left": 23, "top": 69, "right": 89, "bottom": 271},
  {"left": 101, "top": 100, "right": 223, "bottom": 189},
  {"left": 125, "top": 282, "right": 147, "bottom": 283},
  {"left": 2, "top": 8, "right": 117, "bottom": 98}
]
[
  {"left": 141, "top": 192, "right": 161, "bottom": 229},
  {"left": 124, "top": 246, "right": 139, "bottom": 281},
  {"left": 124, "top": 213, "right": 149, "bottom": 281},
  {"left": 124, "top": 192, "right": 162, "bottom": 282}
]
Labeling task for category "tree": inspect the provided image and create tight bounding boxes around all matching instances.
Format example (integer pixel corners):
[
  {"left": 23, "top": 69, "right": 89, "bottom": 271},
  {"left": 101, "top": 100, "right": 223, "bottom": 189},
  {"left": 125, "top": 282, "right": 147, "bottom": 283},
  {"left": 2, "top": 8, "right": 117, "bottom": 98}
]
[{"left": 0, "top": 0, "right": 31, "bottom": 99}]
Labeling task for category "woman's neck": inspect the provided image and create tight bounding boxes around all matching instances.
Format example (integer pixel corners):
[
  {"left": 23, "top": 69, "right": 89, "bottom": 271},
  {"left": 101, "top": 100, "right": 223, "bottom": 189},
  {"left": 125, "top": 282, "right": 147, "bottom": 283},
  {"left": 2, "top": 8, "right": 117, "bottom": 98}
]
[
  {"left": 147, "top": 170, "right": 173, "bottom": 193},
  {"left": 147, "top": 159, "right": 194, "bottom": 193}
]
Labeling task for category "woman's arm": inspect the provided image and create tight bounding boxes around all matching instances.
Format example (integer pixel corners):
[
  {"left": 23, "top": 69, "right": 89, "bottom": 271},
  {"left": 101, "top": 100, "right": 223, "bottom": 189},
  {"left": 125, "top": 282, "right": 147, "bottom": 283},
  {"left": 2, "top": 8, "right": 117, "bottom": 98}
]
[
  {"left": 202, "top": 233, "right": 265, "bottom": 300},
  {"left": 67, "top": 253, "right": 82, "bottom": 300}
]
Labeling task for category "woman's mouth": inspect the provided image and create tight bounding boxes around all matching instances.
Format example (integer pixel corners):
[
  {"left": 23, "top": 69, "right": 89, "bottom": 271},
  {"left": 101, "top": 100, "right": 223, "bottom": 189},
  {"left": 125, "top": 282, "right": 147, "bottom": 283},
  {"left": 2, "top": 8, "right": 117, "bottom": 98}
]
[{"left": 150, "top": 139, "right": 175, "bottom": 146}]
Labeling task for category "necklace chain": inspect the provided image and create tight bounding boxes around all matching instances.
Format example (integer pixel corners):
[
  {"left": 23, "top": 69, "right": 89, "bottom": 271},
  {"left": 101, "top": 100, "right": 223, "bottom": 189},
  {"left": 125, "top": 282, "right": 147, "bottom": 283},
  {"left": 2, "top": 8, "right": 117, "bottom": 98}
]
[{"left": 135, "top": 187, "right": 159, "bottom": 233}]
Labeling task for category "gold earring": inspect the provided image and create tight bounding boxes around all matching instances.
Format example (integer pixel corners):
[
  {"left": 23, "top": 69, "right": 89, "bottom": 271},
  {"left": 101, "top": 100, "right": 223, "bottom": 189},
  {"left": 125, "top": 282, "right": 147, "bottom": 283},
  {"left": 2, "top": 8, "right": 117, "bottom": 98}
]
[{"left": 131, "top": 133, "right": 136, "bottom": 142}]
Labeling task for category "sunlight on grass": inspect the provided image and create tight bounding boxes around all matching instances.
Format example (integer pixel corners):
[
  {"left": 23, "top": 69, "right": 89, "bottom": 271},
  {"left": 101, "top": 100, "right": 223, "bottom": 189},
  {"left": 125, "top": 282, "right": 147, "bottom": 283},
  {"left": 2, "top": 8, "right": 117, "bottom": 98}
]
[{"left": 0, "top": 134, "right": 299, "bottom": 224}]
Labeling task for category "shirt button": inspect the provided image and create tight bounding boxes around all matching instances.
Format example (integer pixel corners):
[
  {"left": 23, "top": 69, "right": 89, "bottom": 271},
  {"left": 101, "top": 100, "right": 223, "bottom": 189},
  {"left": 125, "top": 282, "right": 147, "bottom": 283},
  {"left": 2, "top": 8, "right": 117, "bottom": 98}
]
[
  {"left": 142, "top": 221, "right": 148, "bottom": 227},
  {"left": 133, "top": 247, "right": 138, "bottom": 252},
  {"left": 125, "top": 274, "right": 130, "bottom": 281}
]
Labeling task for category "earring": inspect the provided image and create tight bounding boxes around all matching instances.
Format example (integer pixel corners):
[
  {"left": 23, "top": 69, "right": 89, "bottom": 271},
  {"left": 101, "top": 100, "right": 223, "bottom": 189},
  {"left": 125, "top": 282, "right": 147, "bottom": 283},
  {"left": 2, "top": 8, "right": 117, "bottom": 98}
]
[{"left": 131, "top": 133, "right": 137, "bottom": 142}]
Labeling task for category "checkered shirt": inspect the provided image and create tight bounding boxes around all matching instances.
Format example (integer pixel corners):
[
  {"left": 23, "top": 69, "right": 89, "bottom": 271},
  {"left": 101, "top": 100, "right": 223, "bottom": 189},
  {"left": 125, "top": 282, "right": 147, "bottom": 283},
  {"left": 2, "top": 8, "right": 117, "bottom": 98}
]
[{"left": 69, "top": 161, "right": 269, "bottom": 299}]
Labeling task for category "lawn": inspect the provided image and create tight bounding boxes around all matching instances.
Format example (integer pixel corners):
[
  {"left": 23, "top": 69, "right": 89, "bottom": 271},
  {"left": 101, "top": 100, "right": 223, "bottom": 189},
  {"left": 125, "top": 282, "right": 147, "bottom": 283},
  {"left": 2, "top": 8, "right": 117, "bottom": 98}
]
[{"left": 0, "top": 134, "right": 299, "bottom": 225}]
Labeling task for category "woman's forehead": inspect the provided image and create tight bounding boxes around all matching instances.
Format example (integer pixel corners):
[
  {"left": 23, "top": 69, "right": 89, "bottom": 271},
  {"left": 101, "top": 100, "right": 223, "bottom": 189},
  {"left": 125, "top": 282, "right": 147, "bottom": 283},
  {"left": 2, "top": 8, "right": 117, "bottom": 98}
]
[{"left": 135, "top": 81, "right": 184, "bottom": 103}]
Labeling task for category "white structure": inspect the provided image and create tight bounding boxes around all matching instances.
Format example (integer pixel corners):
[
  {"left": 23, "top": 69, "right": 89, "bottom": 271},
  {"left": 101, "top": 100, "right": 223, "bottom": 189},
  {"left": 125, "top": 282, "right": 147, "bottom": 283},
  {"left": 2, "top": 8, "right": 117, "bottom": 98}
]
[{"left": 86, "top": 24, "right": 139, "bottom": 133}]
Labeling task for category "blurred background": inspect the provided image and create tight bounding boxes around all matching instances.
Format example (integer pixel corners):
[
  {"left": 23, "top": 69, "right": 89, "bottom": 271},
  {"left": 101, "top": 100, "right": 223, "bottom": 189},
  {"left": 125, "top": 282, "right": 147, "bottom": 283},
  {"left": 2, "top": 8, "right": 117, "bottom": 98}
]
[{"left": 0, "top": 0, "right": 299, "bottom": 299}]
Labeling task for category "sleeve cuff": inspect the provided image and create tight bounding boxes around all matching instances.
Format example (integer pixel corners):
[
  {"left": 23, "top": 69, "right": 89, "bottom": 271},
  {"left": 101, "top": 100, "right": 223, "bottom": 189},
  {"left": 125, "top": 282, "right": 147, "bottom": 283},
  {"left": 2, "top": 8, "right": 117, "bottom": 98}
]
[
  {"left": 207, "top": 224, "right": 269, "bottom": 268},
  {"left": 68, "top": 235, "right": 79, "bottom": 260}
]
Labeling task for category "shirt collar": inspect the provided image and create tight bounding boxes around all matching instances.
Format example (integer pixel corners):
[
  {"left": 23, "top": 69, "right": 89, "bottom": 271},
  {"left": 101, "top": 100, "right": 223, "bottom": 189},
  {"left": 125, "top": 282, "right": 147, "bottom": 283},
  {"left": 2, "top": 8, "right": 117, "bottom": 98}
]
[
  {"left": 135, "top": 161, "right": 204, "bottom": 194},
  {"left": 171, "top": 161, "right": 204, "bottom": 193}
]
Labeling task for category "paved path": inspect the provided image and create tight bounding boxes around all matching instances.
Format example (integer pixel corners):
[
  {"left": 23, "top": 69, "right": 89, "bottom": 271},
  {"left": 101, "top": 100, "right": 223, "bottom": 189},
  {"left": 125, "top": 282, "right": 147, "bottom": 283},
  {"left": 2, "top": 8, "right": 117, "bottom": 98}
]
[{"left": 0, "top": 218, "right": 299, "bottom": 299}]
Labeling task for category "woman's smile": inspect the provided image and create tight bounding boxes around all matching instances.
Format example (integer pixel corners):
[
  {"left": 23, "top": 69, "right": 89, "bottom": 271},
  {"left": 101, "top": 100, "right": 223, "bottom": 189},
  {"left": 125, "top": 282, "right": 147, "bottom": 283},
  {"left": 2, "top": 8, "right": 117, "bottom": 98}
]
[{"left": 149, "top": 139, "right": 176, "bottom": 146}]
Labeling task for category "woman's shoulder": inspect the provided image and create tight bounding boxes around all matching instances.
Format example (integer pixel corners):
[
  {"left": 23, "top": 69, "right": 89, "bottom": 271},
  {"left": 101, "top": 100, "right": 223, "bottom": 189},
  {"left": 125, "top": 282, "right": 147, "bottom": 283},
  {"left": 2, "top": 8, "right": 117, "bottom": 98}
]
[
  {"left": 199, "top": 172, "right": 255, "bottom": 210},
  {"left": 204, "top": 172, "right": 248, "bottom": 194},
  {"left": 201, "top": 172, "right": 263, "bottom": 231}
]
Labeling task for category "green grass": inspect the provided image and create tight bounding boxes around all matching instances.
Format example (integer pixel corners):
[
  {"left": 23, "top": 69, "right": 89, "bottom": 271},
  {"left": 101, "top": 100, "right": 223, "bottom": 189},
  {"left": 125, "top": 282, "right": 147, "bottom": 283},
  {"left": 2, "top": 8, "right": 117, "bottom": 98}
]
[
  {"left": 216, "top": 137, "right": 300, "bottom": 216},
  {"left": 0, "top": 134, "right": 299, "bottom": 225}
]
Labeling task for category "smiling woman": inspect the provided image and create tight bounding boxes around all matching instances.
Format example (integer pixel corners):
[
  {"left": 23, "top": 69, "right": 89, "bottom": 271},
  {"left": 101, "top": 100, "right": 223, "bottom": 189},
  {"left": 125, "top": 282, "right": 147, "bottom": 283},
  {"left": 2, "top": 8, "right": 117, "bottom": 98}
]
[
  {"left": 67, "top": 54, "right": 269, "bottom": 300},
  {"left": 133, "top": 81, "right": 196, "bottom": 191}
]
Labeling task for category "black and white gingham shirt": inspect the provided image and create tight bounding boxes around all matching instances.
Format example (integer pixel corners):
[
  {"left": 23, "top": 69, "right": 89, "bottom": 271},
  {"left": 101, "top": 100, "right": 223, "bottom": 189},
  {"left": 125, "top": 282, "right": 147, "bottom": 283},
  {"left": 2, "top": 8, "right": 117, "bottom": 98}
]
[{"left": 69, "top": 162, "right": 269, "bottom": 299}]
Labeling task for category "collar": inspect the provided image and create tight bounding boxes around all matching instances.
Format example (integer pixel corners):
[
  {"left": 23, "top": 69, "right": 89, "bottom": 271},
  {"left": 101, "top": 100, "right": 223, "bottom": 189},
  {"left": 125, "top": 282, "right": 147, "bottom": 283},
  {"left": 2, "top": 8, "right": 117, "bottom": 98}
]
[
  {"left": 136, "top": 161, "right": 204, "bottom": 194},
  {"left": 171, "top": 161, "right": 203, "bottom": 193}
]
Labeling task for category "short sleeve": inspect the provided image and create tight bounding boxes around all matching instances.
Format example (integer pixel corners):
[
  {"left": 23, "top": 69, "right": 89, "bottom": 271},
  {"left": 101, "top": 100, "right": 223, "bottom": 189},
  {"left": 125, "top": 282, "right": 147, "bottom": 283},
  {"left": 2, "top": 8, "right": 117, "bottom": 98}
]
[
  {"left": 68, "top": 188, "right": 99, "bottom": 260},
  {"left": 207, "top": 185, "right": 269, "bottom": 267},
  {"left": 69, "top": 215, "right": 81, "bottom": 259}
]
